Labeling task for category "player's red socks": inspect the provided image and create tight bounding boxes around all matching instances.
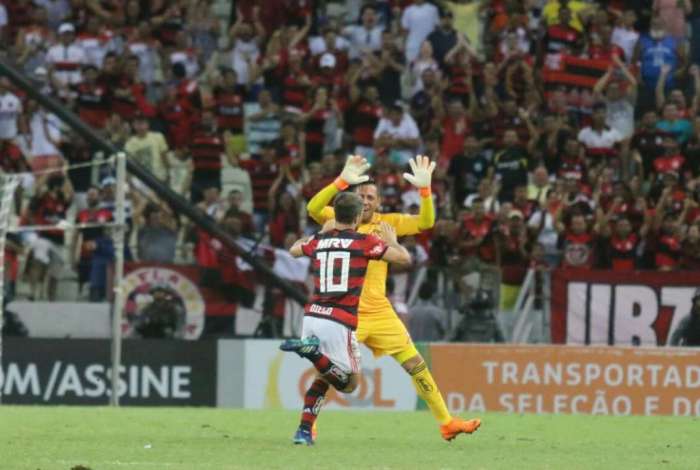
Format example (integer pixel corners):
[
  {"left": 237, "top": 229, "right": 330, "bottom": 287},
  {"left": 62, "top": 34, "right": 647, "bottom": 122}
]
[
  {"left": 309, "top": 352, "right": 350, "bottom": 390},
  {"left": 300, "top": 378, "right": 329, "bottom": 431}
]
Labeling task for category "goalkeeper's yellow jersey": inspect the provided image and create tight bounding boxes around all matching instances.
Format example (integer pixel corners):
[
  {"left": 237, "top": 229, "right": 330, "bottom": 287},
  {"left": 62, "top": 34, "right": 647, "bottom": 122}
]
[{"left": 313, "top": 207, "right": 422, "bottom": 314}]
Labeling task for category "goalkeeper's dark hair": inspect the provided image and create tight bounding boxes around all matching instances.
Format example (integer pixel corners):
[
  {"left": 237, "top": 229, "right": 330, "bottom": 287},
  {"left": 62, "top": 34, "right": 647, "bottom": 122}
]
[
  {"left": 350, "top": 178, "right": 382, "bottom": 196},
  {"left": 334, "top": 192, "right": 364, "bottom": 224}
]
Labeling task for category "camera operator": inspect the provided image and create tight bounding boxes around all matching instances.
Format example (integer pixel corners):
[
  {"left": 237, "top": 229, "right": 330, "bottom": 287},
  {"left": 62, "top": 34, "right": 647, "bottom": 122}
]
[
  {"left": 451, "top": 286, "right": 504, "bottom": 343},
  {"left": 133, "top": 284, "right": 186, "bottom": 339}
]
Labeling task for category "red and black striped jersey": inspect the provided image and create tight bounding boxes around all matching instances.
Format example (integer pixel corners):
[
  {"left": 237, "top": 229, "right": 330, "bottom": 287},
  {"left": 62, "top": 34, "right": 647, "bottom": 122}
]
[
  {"left": 301, "top": 229, "right": 387, "bottom": 330},
  {"left": 445, "top": 63, "right": 471, "bottom": 100},
  {"left": 653, "top": 154, "right": 686, "bottom": 178},
  {"left": 304, "top": 107, "right": 332, "bottom": 145},
  {"left": 656, "top": 233, "right": 681, "bottom": 269},
  {"left": 109, "top": 78, "right": 147, "bottom": 120},
  {"left": 190, "top": 128, "right": 224, "bottom": 171},
  {"left": 0, "top": 142, "right": 27, "bottom": 173},
  {"left": 461, "top": 215, "right": 495, "bottom": 260},
  {"left": 349, "top": 99, "right": 382, "bottom": 147},
  {"left": 282, "top": 73, "right": 310, "bottom": 110},
  {"left": 240, "top": 158, "right": 279, "bottom": 212},
  {"left": 29, "top": 191, "right": 71, "bottom": 244},
  {"left": 74, "top": 82, "right": 109, "bottom": 129},
  {"left": 543, "top": 24, "right": 581, "bottom": 55},
  {"left": 213, "top": 86, "right": 245, "bottom": 134},
  {"left": 610, "top": 233, "right": 640, "bottom": 271}
]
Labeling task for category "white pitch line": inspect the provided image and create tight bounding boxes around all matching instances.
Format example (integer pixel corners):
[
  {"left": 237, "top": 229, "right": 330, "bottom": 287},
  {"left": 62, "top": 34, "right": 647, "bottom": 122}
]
[{"left": 54, "top": 459, "right": 175, "bottom": 467}]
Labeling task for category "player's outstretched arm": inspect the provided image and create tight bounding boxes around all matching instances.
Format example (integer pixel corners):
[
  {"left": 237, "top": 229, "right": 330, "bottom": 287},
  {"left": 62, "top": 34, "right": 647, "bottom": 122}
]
[
  {"left": 289, "top": 235, "right": 313, "bottom": 258},
  {"left": 377, "top": 222, "right": 412, "bottom": 266},
  {"left": 306, "top": 155, "right": 370, "bottom": 224},
  {"left": 402, "top": 155, "right": 436, "bottom": 231}
]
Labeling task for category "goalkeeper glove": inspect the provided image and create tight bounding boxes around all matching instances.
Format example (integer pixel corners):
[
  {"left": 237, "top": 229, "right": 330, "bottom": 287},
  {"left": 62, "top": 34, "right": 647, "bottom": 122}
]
[
  {"left": 403, "top": 155, "right": 436, "bottom": 196},
  {"left": 335, "top": 155, "right": 371, "bottom": 190}
]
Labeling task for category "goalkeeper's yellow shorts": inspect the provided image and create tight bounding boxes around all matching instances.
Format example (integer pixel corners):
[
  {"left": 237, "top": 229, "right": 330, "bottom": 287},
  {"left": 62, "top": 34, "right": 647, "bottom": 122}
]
[{"left": 356, "top": 308, "right": 419, "bottom": 364}]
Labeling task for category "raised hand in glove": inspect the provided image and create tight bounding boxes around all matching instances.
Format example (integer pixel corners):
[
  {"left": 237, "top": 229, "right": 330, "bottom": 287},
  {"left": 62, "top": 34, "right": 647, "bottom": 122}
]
[
  {"left": 402, "top": 155, "right": 436, "bottom": 193},
  {"left": 335, "top": 155, "right": 371, "bottom": 189}
]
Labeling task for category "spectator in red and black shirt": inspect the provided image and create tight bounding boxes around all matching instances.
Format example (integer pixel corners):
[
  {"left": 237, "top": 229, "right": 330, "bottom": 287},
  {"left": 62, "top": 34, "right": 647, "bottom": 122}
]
[
  {"left": 280, "top": 48, "right": 311, "bottom": 112},
  {"left": 241, "top": 141, "right": 281, "bottom": 233},
  {"left": 280, "top": 120, "right": 304, "bottom": 166},
  {"left": 24, "top": 172, "right": 74, "bottom": 300},
  {"left": 556, "top": 211, "right": 597, "bottom": 270},
  {"left": 73, "top": 64, "right": 109, "bottom": 129},
  {"left": 189, "top": 109, "right": 225, "bottom": 203},
  {"left": 650, "top": 188, "right": 689, "bottom": 271},
  {"left": 443, "top": 44, "right": 477, "bottom": 106},
  {"left": 597, "top": 196, "right": 651, "bottom": 271},
  {"left": 495, "top": 209, "right": 530, "bottom": 284},
  {"left": 347, "top": 78, "right": 382, "bottom": 158},
  {"left": 485, "top": 97, "right": 532, "bottom": 147},
  {"left": 268, "top": 170, "right": 301, "bottom": 248},
  {"left": 109, "top": 55, "right": 152, "bottom": 120},
  {"left": 213, "top": 68, "right": 246, "bottom": 137},
  {"left": 158, "top": 84, "right": 195, "bottom": 150},
  {"left": 0, "top": 139, "right": 30, "bottom": 174},
  {"left": 438, "top": 98, "right": 474, "bottom": 169},
  {"left": 512, "top": 185, "right": 539, "bottom": 220},
  {"left": 459, "top": 197, "right": 496, "bottom": 264},
  {"left": 650, "top": 134, "right": 688, "bottom": 185},
  {"left": 5, "top": 0, "right": 35, "bottom": 41},
  {"left": 538, "top": 7, "right": 582, "bottom": 61},
  {"left": 300, "top": 86, "right": 342, "bottom": 163},
  {"left": 652, "top": 211, "right": 684, "bottom": 271},
  {"left": 588, "top": 24, "right": 625, "bottom": 61},
  {"left": 373, "top": 154, "right": 404, "bottom": 212}
]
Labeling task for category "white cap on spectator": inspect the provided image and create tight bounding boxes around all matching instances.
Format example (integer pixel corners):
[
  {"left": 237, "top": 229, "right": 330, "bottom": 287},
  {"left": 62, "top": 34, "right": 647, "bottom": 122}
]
[
  {"left": 320, "top": 52, "right": 336, "bottom": 68},
  {"left": 58, "top": 23, "right": 75, "bottom": 34},
  {"left": 509, "top": 209, "right": 524, "bottom": 220},
  {"left": 100, "top": 176, "right": 116, "bottom": 188}
]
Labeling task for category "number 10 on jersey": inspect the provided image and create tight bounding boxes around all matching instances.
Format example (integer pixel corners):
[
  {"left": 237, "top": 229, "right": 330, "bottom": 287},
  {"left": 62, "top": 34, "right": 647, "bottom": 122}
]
[{"left": 317, "top": 251, "right": 351, "bottom": 293}]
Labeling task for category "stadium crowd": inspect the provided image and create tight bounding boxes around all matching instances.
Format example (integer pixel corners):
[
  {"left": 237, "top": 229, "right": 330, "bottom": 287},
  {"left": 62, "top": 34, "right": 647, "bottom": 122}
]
[{"left": 1, "top": 0, "right": 700, "bottom": 338}]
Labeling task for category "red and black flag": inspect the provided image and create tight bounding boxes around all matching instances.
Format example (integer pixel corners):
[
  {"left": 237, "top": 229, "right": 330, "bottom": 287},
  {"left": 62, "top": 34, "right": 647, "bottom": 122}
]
[{"left": 542, "top": 55, "right": 612, "bottom": 95}]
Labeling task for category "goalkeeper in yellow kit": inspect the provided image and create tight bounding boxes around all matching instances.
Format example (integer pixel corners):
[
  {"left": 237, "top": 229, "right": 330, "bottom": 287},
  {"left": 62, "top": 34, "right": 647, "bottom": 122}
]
[{"left": 305, "top": 155, "right": 481, "bottom": 441}]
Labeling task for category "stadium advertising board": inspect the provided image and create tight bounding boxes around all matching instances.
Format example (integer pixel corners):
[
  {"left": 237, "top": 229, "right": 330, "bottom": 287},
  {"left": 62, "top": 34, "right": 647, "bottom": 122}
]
[
  {"left": 430, "top": 344, "right": 700, "bottom": 416},
  {"left": 0, "top": 339, "right": 216, "bottom": 406},
  {"left": 239, "top": 340, "right": 417, "bottom": 410},
  {"left": 550, "top": 270, "right": 700, "bottom": 346}
]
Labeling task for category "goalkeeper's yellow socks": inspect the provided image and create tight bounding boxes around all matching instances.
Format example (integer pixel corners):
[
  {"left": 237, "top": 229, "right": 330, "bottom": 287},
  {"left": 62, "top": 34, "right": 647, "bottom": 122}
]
[
  {"left": 408, "top": 361, "right": 452, "bottom": 425},
  {"left": 408, "top": 361, "right": 482, "bottom": 439}
]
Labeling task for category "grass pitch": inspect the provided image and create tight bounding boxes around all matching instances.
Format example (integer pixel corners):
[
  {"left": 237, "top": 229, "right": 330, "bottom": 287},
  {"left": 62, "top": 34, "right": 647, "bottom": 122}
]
[{"left": 0, "top": 407, "right": 698, "bottom": 470}]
